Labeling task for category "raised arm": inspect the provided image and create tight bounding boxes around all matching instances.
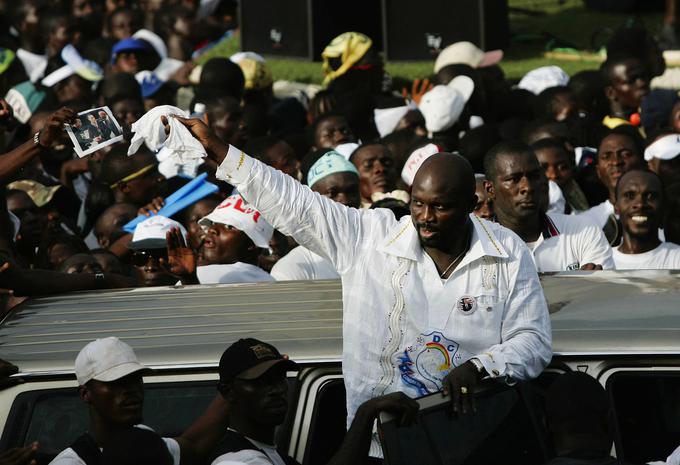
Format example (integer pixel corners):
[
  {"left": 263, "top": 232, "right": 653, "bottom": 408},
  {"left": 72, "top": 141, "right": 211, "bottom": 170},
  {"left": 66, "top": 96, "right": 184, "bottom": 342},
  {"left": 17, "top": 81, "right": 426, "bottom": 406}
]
[
  {"left": 174, "top": 116, "right": 377, "bottom": 274},
  {"left": 0, "top": 107, "right": 75, "bottom": 185}
]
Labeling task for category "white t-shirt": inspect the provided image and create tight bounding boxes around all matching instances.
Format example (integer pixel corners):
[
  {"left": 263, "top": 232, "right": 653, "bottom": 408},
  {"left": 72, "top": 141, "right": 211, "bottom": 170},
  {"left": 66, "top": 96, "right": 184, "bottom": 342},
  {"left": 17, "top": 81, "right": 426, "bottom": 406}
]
[
  {"left": 211, "top": 436, "right": 287, "bottom": 465},
  {"left": 197, "top": 263, "right": 275, "bottom": 284},
  {"left": 48, "top": 425, "right": 180, "bottom": 465},
  {"left": 270, "top": 246, "right": 339, "bottom": 281},
  {"left": 613, "top": 242, "right": 680, "bottom": 270},
  {"left": 578, "top": 199, "right": 615, "bottom": 229},
  {"left": 531, "top": 213, "right": 615, "bottom": 272}
]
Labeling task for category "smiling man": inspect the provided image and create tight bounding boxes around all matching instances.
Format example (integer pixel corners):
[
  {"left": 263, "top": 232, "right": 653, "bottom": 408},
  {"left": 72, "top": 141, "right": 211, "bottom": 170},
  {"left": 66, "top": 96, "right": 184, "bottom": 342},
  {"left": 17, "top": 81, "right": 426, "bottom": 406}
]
[
  {"left": 173, "top": 116, "right": 552, "bottom": 460},
  {"left": 613, "top": 169, "right": 680, "bottom": 269},
  {"left": 580, "top": 128, "right": 646, "bottom": 244},
  {"left": 484, "top": 142, "right": 613, "bottom": 272}
]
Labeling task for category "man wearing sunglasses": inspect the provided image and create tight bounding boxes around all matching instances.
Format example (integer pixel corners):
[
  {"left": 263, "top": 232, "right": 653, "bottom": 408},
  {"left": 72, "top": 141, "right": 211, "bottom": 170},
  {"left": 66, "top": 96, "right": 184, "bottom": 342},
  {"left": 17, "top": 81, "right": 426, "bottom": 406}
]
[{"left": 128, "top": 215, "right": 186, "bottom": 287}]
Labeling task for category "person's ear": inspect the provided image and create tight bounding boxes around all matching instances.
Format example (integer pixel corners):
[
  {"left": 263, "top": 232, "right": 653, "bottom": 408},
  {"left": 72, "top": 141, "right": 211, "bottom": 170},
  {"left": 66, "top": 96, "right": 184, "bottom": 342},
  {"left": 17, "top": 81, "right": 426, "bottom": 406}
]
[
  {"left": 484, "top": 180, "right": 495, "bottom": 200},
  {"left": 604, "top": 85, "right": 617, "bottom": 102}
]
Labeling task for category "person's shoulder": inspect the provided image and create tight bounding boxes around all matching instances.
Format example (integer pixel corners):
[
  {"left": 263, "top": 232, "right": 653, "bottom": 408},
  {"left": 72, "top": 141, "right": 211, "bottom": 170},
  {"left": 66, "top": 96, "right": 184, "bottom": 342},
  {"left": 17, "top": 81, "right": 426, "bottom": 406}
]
[
  {"left": 48, "top": 448, "right": 86, "bottom": 465},
  {"left": 211, "top": 449, "right": 274, "bottom": 465},
  {"left": 660, "top": 241, "right": 680, "bottom": 252},
  {"left": 548, "top": 212, "right": 602, "bottom": 233}
]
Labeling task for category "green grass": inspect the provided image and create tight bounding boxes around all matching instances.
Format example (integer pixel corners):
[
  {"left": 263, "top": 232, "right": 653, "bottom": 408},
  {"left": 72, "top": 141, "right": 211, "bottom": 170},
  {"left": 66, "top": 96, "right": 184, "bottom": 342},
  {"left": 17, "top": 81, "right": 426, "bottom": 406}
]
[{"left": 198, "top": 0, "right": 665, "bottom": 84}]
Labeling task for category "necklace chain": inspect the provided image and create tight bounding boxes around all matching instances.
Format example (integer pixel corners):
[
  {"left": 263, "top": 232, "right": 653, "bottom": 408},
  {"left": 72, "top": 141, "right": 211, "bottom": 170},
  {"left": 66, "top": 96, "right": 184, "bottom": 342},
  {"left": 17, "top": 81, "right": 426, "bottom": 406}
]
[{"left": 439, "top": 248, "right": 467, "bottom": 278}]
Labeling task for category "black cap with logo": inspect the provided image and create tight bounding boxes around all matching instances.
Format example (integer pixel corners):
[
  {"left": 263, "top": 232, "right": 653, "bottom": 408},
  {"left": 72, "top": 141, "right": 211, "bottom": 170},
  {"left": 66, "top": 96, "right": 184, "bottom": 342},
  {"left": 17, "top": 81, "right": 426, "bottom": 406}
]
[{"left": 219, "top": 338, "right": 299, "bottom": 383}]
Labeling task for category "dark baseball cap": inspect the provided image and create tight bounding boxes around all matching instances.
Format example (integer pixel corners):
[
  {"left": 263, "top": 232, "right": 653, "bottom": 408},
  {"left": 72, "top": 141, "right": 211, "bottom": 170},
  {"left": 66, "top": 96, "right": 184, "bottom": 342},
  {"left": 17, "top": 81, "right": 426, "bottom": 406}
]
[{"left": 219, "top": 338, "right": 299, "bottom": 383}]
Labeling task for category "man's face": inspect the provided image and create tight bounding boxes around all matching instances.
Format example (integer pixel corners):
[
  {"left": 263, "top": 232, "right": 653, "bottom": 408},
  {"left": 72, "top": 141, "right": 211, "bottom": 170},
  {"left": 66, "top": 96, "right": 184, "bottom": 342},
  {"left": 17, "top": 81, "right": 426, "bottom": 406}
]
[
  {"left": 596, "top": 134, "right": 644, "bottom": 195},
  {"left": 473, "top": 180, "right": 494, "bottom": 220},
  {"left": 314, "top": 117, "right": 354, "bottom": 149},
  {"left": 258, "top": 230, "right": 291, "bottom": 273},
  {"left": 352, "top": 145, "right": 397, "bottom": 203},
  {"left": 265, "top": 141, "right": 299, "bottom": 179},
  {"left": 97, "top": 204, "right": 137, "bottom": 249},
  {"left": 110, "top": 11, "right": 133, "bottom": 41},
  {"left": 410, "top": 169, "right": 474, "bottom": 249},
  {"left": 82, "top": 372, "right": 144, "bottom": 427},
  {"left": 121, "top": 164, "right": 166, "bottom": 207},
  {"left": 182, "top": 199, "right": 220, "bottom": 251},
  {"left": 62, "top": 254, "right": 104, "bottom": 274},
  {"left": 230, "top": 366, "right": 289, "bottom": 426},
  {"left": 535, "top": 146, "right": 574, "bottom": 188},
  {"left": 115, "top": 51, "right": 140, "bottom": 74},
  {"left": 7, "top": 191, "right": 46, "bottom": 246},
  {"left": 615, "top": 171, "right": 663, "bottom": 239},
  {"left": 608, "top": 59, "right": 650, "bottom": 110},
  {"left": 312, "top": 172, "right": 361, "bottom": 208},
  {"left": 131, "top": 248, "right": 176, "bottom": 287},
  {"left": 487, "top": 152, "right": 547, "bottom": 223},
  {"left": 199, "top": 223, "right": 254, "bottom": 266},
  {"left": 112, "top": 99, "right": 144, "bottom": 127},
  {"left": 212, "top": 108, "right": 247, "bottom": 147}
]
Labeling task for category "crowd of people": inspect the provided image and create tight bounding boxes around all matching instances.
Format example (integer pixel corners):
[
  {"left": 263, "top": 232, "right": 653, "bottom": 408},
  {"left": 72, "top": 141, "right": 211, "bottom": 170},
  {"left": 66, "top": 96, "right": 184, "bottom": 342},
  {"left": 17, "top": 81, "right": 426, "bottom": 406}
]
[{"left": 1, "top": 0, "right": 680, "bottom": 464}]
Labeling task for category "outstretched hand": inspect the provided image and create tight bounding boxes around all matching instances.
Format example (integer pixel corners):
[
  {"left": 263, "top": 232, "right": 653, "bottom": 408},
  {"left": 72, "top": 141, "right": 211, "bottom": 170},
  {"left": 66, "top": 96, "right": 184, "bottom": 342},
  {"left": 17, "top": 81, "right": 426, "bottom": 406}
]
[
  {"left": 138, "top": 197, "right": 165, "bottom": 217},
  {"left": 364, "top": 391, "right": 420, "bottom": 427},
  {"left": 164, "top": 227, "right": 197, "bottom": 283},
  {"left": 40, "top": 107, "right": 76, "bottom": 148}
]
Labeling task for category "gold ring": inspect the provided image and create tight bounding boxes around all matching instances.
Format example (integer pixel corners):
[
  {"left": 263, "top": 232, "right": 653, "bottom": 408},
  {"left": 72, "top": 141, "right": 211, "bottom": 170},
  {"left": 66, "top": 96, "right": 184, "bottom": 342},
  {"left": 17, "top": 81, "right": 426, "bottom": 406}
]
[{"left": 460, "top": 386, "right": 469, "bottom": 395}]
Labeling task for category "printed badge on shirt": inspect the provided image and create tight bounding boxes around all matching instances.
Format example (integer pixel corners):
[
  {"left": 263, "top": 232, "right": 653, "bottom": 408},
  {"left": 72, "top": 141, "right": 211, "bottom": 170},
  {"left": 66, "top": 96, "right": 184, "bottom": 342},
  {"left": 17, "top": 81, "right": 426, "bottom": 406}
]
[{"left": 396, "top": 331, "right": 472, "bottom": 397}]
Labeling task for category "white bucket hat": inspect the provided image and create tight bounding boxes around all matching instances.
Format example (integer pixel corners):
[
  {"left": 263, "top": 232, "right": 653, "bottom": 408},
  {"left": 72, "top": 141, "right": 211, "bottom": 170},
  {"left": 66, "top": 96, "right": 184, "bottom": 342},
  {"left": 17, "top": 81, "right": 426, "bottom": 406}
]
[{"left": 199, "top": 195, "right": 273, "bottom": 249}]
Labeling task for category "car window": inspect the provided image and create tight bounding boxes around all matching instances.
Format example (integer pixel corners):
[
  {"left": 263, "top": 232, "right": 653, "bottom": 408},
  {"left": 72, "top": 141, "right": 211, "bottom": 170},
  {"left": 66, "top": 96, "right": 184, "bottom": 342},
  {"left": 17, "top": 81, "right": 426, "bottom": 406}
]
[
  {"left": 608, "top": 371, "right": 680, "bottom": 464},
  {"left": 301, "top": 378, "right": 347, "bottom": 465},
  {"left": 1, "top": 381, "right": 216, "bottom": 459}
]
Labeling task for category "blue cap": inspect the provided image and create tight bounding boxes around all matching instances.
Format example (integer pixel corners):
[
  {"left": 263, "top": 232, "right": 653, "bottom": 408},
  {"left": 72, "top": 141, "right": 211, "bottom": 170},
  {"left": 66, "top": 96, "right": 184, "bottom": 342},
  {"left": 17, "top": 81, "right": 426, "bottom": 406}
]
[
  {"left": 111, "top": 38, "right": 151, "bottom": 64},
  {"left": 307, "top": 150, "right": 359, "bottom": 188}
]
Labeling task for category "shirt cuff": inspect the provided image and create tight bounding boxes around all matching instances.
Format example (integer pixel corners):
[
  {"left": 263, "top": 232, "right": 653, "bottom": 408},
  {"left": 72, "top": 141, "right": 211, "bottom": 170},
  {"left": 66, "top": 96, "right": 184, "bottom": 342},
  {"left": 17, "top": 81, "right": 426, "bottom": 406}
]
[
  {"left": 215, "top": 144, "right": 256, "bottom": 185},
  {"left": 475, "top": 351, "right": 507, "bottom": 378}
]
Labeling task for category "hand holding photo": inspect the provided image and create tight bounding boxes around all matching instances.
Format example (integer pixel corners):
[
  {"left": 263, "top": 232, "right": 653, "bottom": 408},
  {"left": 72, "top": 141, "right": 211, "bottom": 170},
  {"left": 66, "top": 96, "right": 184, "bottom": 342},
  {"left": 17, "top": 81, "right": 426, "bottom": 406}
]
[{"left": 65, "top": 106, "right": 123, "bottom": 158}]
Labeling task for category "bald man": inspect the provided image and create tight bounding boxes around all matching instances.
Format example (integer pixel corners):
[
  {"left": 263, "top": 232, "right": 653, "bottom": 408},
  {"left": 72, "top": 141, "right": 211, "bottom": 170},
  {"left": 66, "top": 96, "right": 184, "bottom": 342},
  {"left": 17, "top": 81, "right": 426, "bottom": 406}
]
[{"left": 174, "top": 117, "right": 552, "bottom": 460}]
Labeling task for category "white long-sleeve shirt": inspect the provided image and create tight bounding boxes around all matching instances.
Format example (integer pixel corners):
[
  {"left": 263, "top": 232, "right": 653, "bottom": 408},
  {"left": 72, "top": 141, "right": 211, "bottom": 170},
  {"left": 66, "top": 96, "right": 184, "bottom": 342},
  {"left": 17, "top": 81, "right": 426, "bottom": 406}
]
[{"left": 215, "top": 145, "right": 552, "bottom": 435}]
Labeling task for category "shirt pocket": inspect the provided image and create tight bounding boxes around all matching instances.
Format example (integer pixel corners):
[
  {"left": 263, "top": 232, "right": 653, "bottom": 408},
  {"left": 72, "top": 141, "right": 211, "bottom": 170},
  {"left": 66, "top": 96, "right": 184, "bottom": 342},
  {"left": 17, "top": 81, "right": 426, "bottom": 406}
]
[{"left": 471, "top": 293, "right": 507, "bottom": 339}]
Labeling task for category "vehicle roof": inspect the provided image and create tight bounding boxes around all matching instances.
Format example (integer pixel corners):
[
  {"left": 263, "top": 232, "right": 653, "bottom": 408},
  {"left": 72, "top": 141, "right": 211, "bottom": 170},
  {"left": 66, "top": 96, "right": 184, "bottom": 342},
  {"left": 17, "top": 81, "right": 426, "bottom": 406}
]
[{"left": 2, "top": 271, "right": 680, "bottom": 376}]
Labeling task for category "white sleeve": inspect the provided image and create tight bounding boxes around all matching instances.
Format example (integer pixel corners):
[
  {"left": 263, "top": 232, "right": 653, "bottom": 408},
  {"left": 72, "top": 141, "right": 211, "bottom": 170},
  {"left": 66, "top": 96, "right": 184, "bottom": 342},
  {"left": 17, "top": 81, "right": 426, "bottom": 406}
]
[
  {"left": 577, "top": 220, "right": 615, "bottom": 269},
  {"left": 211, "top": 450, "right": 275, "bottom": 465},
  {"left": 163, "top": 438, "right": 181, "bottom": 465},
  {"left": 475, "top": 244, "right": 553, "bottom": 380},
  {"left": 216, "top": 145, "right": 378, "bottom": 274},
  {"left": 270, "top": 247, "right": 315, "bottom": 281}
]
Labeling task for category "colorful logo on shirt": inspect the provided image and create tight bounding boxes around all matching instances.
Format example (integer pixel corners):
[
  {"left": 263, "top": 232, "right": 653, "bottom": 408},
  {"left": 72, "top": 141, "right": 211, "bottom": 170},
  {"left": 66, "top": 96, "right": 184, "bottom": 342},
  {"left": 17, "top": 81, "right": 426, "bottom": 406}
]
[
  {"left": 457, "top": 295, "right": 477, "bottom": 314},
  {"left": 396, "top": 332, "right": 465, "bottom": 396}
]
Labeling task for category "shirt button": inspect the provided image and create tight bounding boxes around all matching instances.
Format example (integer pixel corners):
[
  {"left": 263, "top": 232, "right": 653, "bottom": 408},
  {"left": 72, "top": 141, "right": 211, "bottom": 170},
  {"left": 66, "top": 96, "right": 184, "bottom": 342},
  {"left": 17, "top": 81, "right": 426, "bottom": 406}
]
[{"left": 486, "top": 306, "right": 492, "bottom": 312}]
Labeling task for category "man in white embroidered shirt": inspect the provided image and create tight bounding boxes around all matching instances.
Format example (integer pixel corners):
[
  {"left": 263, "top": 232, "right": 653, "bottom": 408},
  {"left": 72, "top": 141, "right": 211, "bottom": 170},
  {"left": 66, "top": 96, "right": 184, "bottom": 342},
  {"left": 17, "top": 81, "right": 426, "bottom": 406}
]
[{"left": 173, "top": 116, "right": 552, "bottom": 458}]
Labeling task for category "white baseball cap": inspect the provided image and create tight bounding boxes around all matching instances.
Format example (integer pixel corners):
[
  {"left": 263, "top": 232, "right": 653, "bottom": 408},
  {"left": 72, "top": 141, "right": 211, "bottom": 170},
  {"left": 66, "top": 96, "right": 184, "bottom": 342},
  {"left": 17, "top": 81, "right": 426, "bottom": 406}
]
[
  {"left": 434, "top": 41, "right": 503, "bottom": 73},
  {"left": 418, "top": 75, "right": 475, "bottom": 134},
  {"left": 198, "top": 195, "right": 273, "bottom": 249},
  {"left": 128, "top": 215, "right": 187, "bottom": 250},
  {"left": 75, "top": 337, "right": 148, "bottom": 385},
  {"left": 517, "top": 66, "right": 569, "bottom": 95},
  {"left": 644, "top": 134, "right": 680, "bottom": 161},
  {"left": 401, "top": 143, "right": 443, "bottom": 186}
]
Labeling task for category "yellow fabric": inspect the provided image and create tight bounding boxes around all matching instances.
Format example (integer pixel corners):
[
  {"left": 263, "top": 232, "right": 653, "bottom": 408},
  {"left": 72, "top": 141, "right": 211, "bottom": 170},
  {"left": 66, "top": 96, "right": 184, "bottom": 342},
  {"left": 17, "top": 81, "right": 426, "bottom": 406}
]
[
  {"left": 238, "top": 58, "right": 273, "bottom": 90},
  {"left": 110, "top": 163, "right": 155, "bottom": 189},
  {"left": 602, "top": 115, "right": 630, "bottom": 129},
  {"left": 321, "top": 32, "right": 372, "bottom": 85},
  {"left": 7, "top": 180, "right": 60, "bottom": 207}
]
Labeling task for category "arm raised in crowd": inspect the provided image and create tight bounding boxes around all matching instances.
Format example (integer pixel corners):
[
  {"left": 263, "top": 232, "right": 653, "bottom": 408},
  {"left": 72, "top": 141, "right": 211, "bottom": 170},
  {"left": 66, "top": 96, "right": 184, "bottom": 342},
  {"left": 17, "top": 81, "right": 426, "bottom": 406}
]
[
  {"left": 0, "top": 106, "right": 76, "bottom": 185},
  {"left": 0, "top": 261, "right": 135, "bottom": 296},
  {"left": 174, "top": 116, "right": 379, "bottom": 275}
]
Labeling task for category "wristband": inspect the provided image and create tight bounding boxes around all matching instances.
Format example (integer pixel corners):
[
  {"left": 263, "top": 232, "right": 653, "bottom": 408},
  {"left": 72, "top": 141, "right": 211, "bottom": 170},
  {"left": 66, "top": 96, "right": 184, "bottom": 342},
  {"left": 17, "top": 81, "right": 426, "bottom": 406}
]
[
  {"left": 470, "top": 357, "right": 484, "bottom": 373},
  {"left": 33, "top": 130, "right": 48, "bottom": 149}
]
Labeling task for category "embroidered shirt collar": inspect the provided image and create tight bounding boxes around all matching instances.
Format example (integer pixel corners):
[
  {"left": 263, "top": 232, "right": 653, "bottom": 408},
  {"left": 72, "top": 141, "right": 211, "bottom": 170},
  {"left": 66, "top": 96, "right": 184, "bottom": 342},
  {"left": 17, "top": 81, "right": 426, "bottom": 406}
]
[{"left": 378, "top": 214, "right": 508, "bottom": 263}]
